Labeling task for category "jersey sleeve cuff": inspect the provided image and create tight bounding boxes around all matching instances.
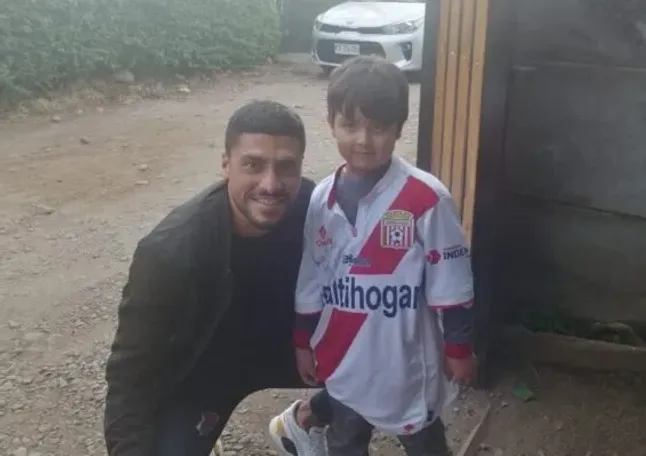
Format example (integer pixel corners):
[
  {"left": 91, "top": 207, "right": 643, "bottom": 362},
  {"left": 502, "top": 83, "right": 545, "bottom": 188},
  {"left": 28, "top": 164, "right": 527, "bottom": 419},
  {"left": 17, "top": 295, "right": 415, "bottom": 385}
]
[
  {"left": 444, "top": 342, "right": 473, "bottom": 359},
  {"left": 293, "top": 328, "right": 312, "bottom": 350},
  {"left": 428, "top": 296, "right": 474, "bottom": 309}
]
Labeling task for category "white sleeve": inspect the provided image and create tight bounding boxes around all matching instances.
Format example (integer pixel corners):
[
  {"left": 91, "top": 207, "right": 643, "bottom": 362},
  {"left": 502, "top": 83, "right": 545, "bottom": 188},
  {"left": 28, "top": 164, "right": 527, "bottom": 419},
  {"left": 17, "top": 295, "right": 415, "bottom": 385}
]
[
  {"left": 294, "top": 203, "right": 324, "bottom": 315},
  {"left": 419, "top": 194, "right": 475, "bottom": 309}
]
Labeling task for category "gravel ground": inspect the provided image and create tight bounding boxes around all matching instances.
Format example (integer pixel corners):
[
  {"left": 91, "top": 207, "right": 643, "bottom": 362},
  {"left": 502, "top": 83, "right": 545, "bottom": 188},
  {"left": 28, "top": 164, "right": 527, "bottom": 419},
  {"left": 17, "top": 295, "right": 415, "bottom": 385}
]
[{"left": 0, "top": 55, "right": 643, "bottom": 456}]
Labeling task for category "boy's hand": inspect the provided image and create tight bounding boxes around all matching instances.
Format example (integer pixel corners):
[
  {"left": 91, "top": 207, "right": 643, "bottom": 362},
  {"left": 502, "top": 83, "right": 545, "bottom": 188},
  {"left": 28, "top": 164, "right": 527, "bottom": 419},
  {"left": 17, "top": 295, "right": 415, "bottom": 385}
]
[
  {"left": 445, "top": 355, "right": 476, "bottom": 384},
  {"left": 295, "top": 347, "right": 318, "bottom": 386}
]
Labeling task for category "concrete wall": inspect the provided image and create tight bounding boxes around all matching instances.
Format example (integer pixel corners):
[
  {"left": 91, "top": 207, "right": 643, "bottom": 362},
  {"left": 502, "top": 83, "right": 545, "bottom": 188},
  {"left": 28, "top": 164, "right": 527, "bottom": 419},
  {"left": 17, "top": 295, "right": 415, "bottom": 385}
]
[{"left": 497, "top": 0, "right": 646, "bottom": 323}]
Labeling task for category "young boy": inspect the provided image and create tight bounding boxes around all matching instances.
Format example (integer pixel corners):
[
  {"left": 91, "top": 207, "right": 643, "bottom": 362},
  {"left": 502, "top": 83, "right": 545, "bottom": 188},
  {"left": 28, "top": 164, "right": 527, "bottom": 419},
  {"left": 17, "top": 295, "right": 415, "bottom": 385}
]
[{"left": 291, "top": 56, "right": 476, "bottom": 456}]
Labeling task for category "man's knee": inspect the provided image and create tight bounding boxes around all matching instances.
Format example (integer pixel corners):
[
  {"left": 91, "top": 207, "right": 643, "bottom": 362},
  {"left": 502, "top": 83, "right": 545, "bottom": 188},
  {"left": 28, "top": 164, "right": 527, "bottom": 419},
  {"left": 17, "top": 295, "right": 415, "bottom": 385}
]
[{"left": 154, "top": 398, "right": 229, "bottom": 456}]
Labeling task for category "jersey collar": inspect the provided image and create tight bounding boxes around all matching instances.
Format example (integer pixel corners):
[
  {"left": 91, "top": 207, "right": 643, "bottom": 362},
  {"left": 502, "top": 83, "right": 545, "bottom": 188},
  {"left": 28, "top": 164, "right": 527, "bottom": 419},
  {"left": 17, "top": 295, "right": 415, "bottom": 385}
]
[{"left": 326, "top": 157, "right": 402, "bottom": 209}]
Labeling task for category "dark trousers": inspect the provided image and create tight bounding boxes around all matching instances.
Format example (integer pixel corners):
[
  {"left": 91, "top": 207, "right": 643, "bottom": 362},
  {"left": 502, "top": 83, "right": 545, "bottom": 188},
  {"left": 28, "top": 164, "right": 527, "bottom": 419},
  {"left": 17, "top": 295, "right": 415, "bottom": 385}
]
[
  {"left": 152, "top": 354, "right": 331, "bottom": 456},
  {"left": 326, "top": 397, "right": 451, "bottom": 456}
]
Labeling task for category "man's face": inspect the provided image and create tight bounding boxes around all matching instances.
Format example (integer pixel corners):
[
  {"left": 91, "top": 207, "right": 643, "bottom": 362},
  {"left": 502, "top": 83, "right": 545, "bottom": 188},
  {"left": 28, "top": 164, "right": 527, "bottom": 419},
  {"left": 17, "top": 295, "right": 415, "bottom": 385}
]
[
  {"left": 329, "top": 108, "right": 400, "bottom": 176},
  {"left": 223, "top": 133, "right": 303, "bottom": 235}
]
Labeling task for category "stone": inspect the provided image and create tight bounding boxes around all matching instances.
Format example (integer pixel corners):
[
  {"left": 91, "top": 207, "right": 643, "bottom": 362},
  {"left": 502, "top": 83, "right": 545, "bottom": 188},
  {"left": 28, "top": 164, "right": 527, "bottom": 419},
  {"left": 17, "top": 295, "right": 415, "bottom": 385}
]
[
  {"left": 12, "top": 447, "right": 28, "bottom": 456},
  {"left": 114, "top": 70, "right": 135, "bottom": 84},
  {"left": 23, "top": 331, "right": 45, "bottom": 342}
]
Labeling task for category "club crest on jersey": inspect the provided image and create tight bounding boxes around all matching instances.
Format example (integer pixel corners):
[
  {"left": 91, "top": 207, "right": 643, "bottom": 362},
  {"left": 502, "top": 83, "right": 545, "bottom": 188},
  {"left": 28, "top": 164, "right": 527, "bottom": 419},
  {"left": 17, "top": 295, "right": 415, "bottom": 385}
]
[
  {"left": 316, "top": 225, "right": 333, "bottom": 247},
  {"left": 380, "top": 210, "right": 414, "bottom": 250}
]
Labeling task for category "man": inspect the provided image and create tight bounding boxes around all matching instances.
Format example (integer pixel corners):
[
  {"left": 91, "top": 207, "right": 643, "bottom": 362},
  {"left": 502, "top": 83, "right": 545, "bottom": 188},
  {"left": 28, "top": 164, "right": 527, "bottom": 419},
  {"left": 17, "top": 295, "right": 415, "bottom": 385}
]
[{"left": 104, "top": 100, "right": 328, "bottom": 456}]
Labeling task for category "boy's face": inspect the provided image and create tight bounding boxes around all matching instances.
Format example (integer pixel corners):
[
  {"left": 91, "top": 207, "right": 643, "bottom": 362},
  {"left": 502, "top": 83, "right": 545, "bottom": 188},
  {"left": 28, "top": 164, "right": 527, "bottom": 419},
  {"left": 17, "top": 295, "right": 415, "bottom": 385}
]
[{"left": 329, "top": 108, "right": 400, "bottom": 176}]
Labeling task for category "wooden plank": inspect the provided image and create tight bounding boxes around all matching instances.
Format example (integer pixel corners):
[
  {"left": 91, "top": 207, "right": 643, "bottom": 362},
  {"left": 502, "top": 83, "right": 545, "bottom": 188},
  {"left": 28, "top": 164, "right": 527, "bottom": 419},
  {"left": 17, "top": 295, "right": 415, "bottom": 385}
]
[
  {"left": 416, "top": 0, "right": 444, "bottom": 173},
  {"left": 503, "top": 65, "right": 646, "bottom": 219},
  {"left": 456, "top": 403, "right": 492, "bottom": 456},
  {"left": 470, "top": 0, "right": 514, "bottom": 388},
  {"left": 500, "top": 325, "right": 646, "bottom": 373},
  {"left": 513, "top": 0, "right": 646, "bottom": 68},
  {"left": 461, "top": 0, "right": 489, "bottom": 242},
  {"left": 498, "top": 194, "right": 646, "bottom": 323},
  {"left": 439, "top": 0, "right": 463, "bottom": 188},
  {"left": 431, "top": 0, "right": 452, "bottom": 175},
  {"left": 450, "top": 0, "right": 476, "bottom": 214}
]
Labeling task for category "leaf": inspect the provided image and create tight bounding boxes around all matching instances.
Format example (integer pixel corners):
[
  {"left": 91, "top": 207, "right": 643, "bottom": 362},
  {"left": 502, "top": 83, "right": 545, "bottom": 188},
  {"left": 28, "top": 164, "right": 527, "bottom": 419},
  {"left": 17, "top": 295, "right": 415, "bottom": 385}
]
[{"left": 512, "top": 382, "right": 535, "bottom": 402}]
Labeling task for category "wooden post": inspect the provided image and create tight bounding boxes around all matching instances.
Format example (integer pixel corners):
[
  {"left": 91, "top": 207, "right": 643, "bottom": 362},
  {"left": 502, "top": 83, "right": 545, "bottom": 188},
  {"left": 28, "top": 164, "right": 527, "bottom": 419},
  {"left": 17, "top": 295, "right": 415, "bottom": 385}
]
[
  {"left": 419, "top": 0, "right": 498, "bottom": 390},
  {"left": 426, "top": 0, "right": 490, "bottom": 245}
]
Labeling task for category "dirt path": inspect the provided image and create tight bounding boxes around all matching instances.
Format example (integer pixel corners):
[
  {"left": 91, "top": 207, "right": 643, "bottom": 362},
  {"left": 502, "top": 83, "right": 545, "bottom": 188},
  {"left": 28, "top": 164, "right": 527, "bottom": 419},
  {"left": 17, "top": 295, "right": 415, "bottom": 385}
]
[
  {"left": 0, "top": 58, "right": 643, "bottom": 456},
  {"left": 0, "top": 59, "right": 419, "bottom": 456}
]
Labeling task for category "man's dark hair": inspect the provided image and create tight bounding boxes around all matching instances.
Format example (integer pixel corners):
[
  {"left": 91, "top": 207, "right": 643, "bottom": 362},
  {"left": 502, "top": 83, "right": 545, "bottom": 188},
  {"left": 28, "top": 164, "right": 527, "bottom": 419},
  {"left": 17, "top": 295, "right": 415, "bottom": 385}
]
[
  {"left": 327, "top": 56, "right": 409, "bottom": 132},
  {"left": 224, "top": 100, "right": 306, "bottom": 154}
]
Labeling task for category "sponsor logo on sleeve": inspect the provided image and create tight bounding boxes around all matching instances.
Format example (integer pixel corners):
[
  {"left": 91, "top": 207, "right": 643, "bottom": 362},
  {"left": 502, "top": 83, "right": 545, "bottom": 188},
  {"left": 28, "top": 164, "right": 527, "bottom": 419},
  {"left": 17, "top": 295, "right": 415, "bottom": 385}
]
[
  {"left": 316, "top": 226, "right": 333, "bottom": 247},
  {"left": 426, "top": 244, "right": 470, "bottom": 265}
]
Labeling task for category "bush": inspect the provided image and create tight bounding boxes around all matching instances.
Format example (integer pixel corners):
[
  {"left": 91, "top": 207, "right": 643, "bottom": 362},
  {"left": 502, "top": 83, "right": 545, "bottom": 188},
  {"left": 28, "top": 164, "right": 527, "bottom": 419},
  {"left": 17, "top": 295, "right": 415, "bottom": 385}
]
[{"left": 0, "top": 0, "right": 281, "bottom": 108}]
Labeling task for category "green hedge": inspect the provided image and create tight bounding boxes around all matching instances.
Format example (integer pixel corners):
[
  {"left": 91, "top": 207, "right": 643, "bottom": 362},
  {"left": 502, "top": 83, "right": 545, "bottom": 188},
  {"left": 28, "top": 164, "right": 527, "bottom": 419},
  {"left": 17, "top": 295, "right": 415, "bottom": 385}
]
[{"left": 0, "top": 0, "right": 281, "bottom": 107}]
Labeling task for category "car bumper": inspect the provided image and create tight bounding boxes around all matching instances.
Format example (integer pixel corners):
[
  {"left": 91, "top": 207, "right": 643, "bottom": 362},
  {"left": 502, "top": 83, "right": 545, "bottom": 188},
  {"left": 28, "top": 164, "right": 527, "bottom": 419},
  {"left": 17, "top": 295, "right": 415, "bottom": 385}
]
[{"left": 311, "top": 28, "right": 424, "bottom": 72}]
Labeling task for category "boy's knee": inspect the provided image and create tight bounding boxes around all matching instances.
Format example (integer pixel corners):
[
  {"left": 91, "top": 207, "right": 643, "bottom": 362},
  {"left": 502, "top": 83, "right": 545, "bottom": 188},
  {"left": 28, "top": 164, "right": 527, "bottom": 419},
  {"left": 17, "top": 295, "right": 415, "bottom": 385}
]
[
  {"left": 326, "top": 400, "right": 372, "bottom": 456},
  {"left": 296, "top": 395, "right": 328, "bottom": 429},
  {"left": 307, "top": 389, "right": 333, "bottom": 425}
]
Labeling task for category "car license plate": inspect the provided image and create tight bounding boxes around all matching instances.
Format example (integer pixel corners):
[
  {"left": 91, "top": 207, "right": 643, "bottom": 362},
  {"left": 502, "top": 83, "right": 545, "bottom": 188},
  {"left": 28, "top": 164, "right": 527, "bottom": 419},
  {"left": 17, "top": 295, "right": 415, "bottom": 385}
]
[{"left": 334, "top": 43, "right": 360, "bottom": 56}]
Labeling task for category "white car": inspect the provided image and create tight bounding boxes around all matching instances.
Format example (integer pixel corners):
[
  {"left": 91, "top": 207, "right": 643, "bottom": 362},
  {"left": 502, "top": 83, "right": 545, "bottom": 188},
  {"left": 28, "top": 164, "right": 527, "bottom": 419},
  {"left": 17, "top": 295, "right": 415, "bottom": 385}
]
[{"left": 311, "top": 0, "right": 425, "bottom": 74}]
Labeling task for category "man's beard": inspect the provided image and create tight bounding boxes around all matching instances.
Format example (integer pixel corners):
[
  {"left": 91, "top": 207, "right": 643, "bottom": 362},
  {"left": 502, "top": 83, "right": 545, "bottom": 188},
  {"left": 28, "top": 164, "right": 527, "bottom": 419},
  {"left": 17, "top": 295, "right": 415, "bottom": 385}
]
[{"left": 237, "top": 192, "right": 290, "bottom": 231}]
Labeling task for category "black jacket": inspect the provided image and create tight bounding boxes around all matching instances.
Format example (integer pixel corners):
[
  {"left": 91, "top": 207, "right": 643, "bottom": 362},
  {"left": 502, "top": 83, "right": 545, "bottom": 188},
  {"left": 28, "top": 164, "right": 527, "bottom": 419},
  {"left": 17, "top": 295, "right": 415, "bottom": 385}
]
[{"left": 104, "top": 178, "right": 315, "bottom": 456}]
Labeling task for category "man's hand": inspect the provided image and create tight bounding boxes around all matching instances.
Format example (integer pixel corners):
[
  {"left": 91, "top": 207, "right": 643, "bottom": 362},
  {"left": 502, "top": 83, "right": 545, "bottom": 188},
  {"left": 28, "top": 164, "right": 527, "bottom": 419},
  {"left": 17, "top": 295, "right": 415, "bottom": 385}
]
[
  {"left": 295, "top": 347, "right": 318, "bottom": 386},
  {"left": 445, "top": 355, "right": 476, "bottom": 384}
]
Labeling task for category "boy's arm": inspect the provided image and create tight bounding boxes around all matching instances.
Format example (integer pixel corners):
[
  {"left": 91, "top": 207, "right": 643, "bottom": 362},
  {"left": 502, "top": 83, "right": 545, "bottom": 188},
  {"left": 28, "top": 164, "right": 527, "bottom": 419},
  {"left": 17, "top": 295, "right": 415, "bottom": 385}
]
[
  {"left": 418, "top": 193, "right": 475, "bottom": 359},
  {"left": 293, "top": 206, "right": 323, "bottom": 350}
]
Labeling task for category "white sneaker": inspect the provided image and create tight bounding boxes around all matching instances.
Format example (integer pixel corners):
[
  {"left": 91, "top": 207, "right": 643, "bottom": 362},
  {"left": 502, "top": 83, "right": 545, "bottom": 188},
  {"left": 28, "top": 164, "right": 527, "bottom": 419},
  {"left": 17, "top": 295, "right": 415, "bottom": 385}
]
[
  {"left": 268, "top": 400, "right": 326, "bottom": 456},
  {"left": 208, "top": 438, "right": 224, "bottom": 456}
]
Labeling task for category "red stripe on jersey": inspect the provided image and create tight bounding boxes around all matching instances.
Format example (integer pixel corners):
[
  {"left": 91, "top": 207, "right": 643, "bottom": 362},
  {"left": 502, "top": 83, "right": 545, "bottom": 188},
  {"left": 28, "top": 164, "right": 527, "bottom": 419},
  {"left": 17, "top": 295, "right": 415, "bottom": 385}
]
[
  {"left": 349, "top": 176, "right": 439, "bottom": 275},
  {"left": 314, "top": 308, "right": 368, "bottom": 382}
]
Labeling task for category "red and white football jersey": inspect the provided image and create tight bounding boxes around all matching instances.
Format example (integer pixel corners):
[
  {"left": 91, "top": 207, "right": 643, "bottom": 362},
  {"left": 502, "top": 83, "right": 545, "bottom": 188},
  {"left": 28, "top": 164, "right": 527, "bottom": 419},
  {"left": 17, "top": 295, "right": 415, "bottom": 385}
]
[{"left": 296, "top": 156, "right": 474, "bottom": 435}]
